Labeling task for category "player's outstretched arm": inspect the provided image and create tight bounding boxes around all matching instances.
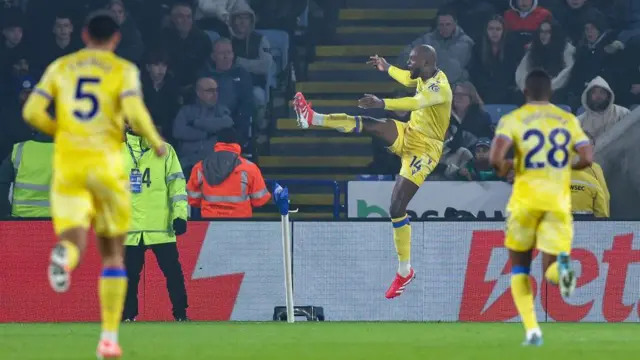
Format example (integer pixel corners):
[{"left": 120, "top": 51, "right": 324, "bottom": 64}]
[
  {"left": 367, "top": 55, "right": 417, "bottom": 87},
  {"left": 22, "top": 94, "right": 57, "bottom": 136},
  {"left": 121, "top": 96, "right": 166, "bottom": 156},
  {"left": 382, "top": 88, "right": 445, "bottom": 112},
  {"left": 572, "top": 142, "right": 593, "bottom": 170}
]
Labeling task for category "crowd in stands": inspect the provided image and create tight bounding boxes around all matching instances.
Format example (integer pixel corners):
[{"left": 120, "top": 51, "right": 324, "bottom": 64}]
[
  {"left": 396, "top": 0, "right": 640, "bottom": 184},
  {"left": 0, "top": 0, "right": 312, "bottom": 171}
]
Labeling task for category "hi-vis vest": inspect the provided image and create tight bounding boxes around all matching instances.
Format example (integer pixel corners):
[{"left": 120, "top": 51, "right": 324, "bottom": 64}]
[{"left": 11, "top": 141, "right": 54, "bottom": 217}]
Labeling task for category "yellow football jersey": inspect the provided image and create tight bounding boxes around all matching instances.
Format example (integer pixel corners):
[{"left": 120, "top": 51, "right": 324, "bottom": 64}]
[
  {"left": 27, "top": 48, "right": 162, "bottom": 158},
  {"left": 384, "top": 66, "right": 452, "bottom": 156},
  {"left": 496, "top": 103, "right": 589, "bottom": 213}
]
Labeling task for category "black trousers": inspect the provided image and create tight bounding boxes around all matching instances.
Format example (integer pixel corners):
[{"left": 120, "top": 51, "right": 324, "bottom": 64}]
[{"left": 123, "top": 234, "right": 188, "bottom": 319}]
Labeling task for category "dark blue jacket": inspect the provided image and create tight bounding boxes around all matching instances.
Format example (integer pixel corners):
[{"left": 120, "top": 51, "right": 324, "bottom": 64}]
[{"left": 198, "top": 62, "right": 254, "bottom": 142}]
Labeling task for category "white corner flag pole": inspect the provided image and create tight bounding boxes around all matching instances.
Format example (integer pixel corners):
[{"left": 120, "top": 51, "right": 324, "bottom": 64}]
[{"left": 280, "top": 209, "right": 295, "bottom": 323}]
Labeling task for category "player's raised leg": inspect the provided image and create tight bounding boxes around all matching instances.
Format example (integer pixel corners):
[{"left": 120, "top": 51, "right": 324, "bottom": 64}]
[
  {"left": 538, "top": 211, "right": 577, "bottom": 298},
  {"left": 292, "top": 92, "right": 399, "bottom": 144},
  {"left": 48, "top": 228, "right": 86, "bottom": 293},
  {"left": 385, "top": 176, "right": 419, "bottom": 299},
  {"left": 49, "top": 179, "right": 95, "bottom": 293}
]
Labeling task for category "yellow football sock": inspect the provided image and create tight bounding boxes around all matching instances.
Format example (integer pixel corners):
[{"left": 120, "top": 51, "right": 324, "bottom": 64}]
[
  {"left": 99, "top": 268, "right": 127, "bottom": 340},
  {"left": 60, "top": 240, "right": 80, "bottom": 271},
  {"left": 544, "top": 262, "right": 559, "bottom": 284},
  {"left": 317, "top": 114, "right": 363, "bottom": 133},
  {"left": 391, "top": 215, "right": 411, "bottom": 276},
  {"left": 511, "top": 273, "right": 540, "bottom": 331}
]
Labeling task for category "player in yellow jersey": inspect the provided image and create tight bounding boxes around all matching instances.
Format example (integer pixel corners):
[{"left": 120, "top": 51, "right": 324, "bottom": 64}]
[
  {"left": 489, "top": 69, "right": 594, "bottom": 346},
  {"left": 293, "top": 45, "right": 452, "bottom": 299},
  {"left": 22, "top": 10, "right": 165, "bottom": 359}
]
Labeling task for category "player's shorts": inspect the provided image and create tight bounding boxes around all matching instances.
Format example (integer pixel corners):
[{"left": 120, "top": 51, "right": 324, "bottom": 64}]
[
  {"left": 388, "top": 120, "right": 439, "bottom": 186},
  {"left": 504, "top": 208, "right": 573, "bottom": 255},
  {"left": 51, "top": 153, "right": 131, "bottom": 237}
]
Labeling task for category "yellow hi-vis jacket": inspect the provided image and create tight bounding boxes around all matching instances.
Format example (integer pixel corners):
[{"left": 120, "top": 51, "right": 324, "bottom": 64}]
[
  {"left": 123, "top": 133, "right": 187, "bottom": 245},
  {"left": 571, "top": 163, "right": 609, "bottom": 218}
]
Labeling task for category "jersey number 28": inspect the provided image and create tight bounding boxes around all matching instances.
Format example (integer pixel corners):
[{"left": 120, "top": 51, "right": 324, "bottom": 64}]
[
  {"left": 73, "top": 77, "right": 101, "bottom": 121},
  {"left": 523, "top": 128, "right": 571, "bottom": 169}
]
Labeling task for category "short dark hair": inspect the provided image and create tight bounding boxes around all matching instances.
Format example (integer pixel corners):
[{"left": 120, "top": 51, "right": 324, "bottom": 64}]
[
  {"left": 145, "top": 49, "right": 169, "bottom": 65},
  {"left": 85, "top": 10, "right": 120, "bottom": 43},
  {"left": 171, "top": 1, "right": 193, "bottom": 11},
  {"left": 525, "top": 69, "right": 552, "bottom": 101},
  {"left": 55, "top": 11, "right": 73, "bottom": 22},
  {"left": 217, "top": 127, "right": 238, "bottom": 145},
  {"left": 436, "top": 7, "right": 457, "bottom": 21}
]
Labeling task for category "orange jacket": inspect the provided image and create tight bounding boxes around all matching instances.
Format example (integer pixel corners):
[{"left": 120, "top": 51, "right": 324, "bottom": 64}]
[{"left": 186, "top": 143, "right": 270, "bottom": 218}]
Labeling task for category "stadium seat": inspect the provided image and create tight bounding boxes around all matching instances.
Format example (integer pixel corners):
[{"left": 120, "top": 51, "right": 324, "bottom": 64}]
[
  {"left": 205, "top": 30, "right": 220, "bottom": 44},
  {"left": 577, "top": 106, "right": 585, "bottom": 116},
  {"left": 484, "top": 104, "right": 518, "bottom": 124},
  {"left": 557, "top": 104, "right": 572, "bottom": 112}
]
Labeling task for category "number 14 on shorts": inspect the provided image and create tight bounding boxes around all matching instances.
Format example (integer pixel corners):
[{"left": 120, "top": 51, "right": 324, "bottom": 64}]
[{"left": 410, "top": 156, "right": 431, "bottom": 175}]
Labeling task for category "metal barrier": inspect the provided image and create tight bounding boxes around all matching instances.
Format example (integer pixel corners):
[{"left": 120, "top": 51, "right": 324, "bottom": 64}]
[{"left": 266, "top": 179, "right": 343, "bottom": 218}]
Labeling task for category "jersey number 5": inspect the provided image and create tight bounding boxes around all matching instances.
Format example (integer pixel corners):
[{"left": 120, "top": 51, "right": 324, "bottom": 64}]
[
  {"left": 73, "top": 77, "right": 101, "bottom": 121},
  {"left": 523, "top": 128, "right": 571, "bottom": 169}
]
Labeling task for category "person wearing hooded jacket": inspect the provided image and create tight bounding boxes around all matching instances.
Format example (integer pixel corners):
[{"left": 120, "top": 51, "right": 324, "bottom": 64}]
[
  {"left": 121, "top": 127, "right": 189, "bottom": 322},
  {"left": 186, "top": 127, "right": 270, "bottom": 218},
  {"left": 398, "top": 9, "right": 474, "bottom": 85},
  {"left": 577, "top": 76, "right": 630, "bottom": 140},
  {"left": 228, "top": 2, "right": 273, "bottom": 143}
]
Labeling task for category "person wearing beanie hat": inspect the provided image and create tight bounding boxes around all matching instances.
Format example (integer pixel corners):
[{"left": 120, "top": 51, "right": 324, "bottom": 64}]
[{"left": 457, "top": 137, "right": 503, "bottom": 181}]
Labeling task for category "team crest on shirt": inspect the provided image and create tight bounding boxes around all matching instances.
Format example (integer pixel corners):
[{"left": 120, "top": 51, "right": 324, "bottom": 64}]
[{"left": 428, "top": 83, "right": 440, "bottom": 92}]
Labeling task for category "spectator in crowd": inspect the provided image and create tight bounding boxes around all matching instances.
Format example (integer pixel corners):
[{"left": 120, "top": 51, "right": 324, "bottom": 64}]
[
  {"left": 164, "top": 2, "right": 213, "bottom": 92},
  {"left": 229, "top": 2, "right": 273, "bottom": 143},
  {"left": 1, "top": 13, "right": 28, "bottom": 78},
  {"left": 108, "top": 0, "right": 144, "bottom": 63},
  {"left": 515, "top": 20, "right": 575, "bottom": 103},
  {"left": 0, "top": 76, "right": 36, "bottom": 159},
  {"left": 470, "top": 15, "right": 522, "bottom": 104},
  {"left": 142, "top": 50, "right": 181, "bottom": 143},
  {"left": 616, "top": 0, "right": 640, "bottom": 42},
  {"left": 432, "top": 125, "right": 473, "bottom": 181},
  {"left": 36, "top": 13, "right": 81, "bottom": 74},
  {"left": 578, "top": 76, "right": 630, "bottom": 139},
  {"left": 0, "top": 131, "right": 53, "bottom": 218},
  {"left": 249, "top": 0, "right": 308, "bottom": 38},
  {"left": 186, "top": 127, "right": 270, "bottom": 218},
  {"left": 452, "top": 82, "right": 494, "bottom": 141},
  {"left": 571, "top": 132, "right": 610, "bottom": 218},
  {"left": 444, "top": 0, "right": 498, "bottom": 43},
  {"left": 622, "top": 35, "right": 640, "bottom": 106},
  {"left": 122, "top": 125, "right": 189, "bottom": 322},
  {"left": 567, "top": 12, "right": 626, "bottom": 108},
  {"left": 399, "top": 9, "right": 474, "bottom": 85},
  {"left": 504, "top": 0, "right": 552, "bottom": 34},
  {"left": 194, "top": 0, "right": 245, "bottom": 37},
  {"left": 199, "top": 37, "right": 253, "bottom": 143},
  {"left": 457, "top": 138, "right": 502, "bottom": 181},
  {"left": 553, "top": 0, "right": 605, "bottom": 45},
  {"left": 172, "top": 77, "right": 234, "bottom": 177}
]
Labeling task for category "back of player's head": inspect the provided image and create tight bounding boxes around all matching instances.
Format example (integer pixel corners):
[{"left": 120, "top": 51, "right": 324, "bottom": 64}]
[
  {"left": 524, "top": 69, "right": 552, "bottom": 101},
  {"left": 217, "top": 127, "right": 238, "bottom": 145},
  {"left": 84, "top": 10, "right": 120, "bottom": 44}
]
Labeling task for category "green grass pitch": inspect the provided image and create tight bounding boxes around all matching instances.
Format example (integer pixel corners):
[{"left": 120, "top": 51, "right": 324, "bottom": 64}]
[{"left": 1, "top": 322, "right": 638, "bottom": 359}]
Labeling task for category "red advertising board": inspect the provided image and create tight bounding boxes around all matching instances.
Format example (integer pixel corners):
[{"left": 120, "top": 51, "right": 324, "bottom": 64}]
[{"left": 0, "top": 221, "right": 243, "bottom": 322}]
